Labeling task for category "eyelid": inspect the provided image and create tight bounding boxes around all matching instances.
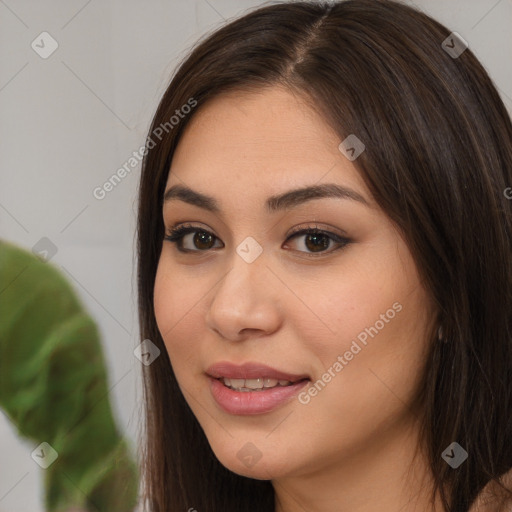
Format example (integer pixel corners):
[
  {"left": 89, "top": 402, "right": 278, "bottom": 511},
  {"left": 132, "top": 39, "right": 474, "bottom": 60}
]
[
  {"left": 285, "top": 222, "right": 348, "bottom": 239},
  {"left": 165, "top": 221, "right": 347, "bottom": 239}
]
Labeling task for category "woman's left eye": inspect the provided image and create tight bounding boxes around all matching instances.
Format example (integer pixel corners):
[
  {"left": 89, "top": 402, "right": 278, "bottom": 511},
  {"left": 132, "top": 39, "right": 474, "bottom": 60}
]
[
  {"left": 284, "top": 228, "right": 350, "bottom": 255},
  {"left": 164, "top": 224, "right": 350, "bottom": 256}
]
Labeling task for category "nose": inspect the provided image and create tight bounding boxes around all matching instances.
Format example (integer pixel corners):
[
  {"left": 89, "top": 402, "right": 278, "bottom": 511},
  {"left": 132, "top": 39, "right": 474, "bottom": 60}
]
[{"left": 204, "top": 249, "right": 282, "bottom": 342}]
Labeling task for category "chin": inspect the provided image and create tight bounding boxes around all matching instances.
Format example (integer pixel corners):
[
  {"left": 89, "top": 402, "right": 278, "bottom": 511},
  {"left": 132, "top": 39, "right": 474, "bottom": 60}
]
[{"left": 208, "top": 436, "right": 296, "bottom": 480}]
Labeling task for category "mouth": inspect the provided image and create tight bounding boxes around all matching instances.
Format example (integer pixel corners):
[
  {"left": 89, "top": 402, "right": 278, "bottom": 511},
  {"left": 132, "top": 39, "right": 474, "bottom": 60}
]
[{"left": 206, "top": 361, "right": 310, "bottom": 415}]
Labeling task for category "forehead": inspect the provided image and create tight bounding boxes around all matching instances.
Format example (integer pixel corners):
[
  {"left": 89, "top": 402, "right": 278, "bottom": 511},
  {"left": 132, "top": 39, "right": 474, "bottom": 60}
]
[
  {"left": 165, "top": 86, "right": 370, "bottom": 206},
  {"left": 173, "top": 86, "right": 336, "bottom": 158}
]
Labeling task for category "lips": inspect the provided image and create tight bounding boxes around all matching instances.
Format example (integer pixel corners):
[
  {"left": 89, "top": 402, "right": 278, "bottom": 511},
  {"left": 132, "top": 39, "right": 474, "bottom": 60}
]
[
  {"left": 205, "top": 361, "right": 310, "bottom": 414},
  {"left": 205, "top": 361, "right": 310, "bottom": 382}
]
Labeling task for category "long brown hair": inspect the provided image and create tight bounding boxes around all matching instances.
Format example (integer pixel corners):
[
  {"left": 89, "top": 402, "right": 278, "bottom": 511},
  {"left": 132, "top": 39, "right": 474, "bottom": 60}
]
[{"left": 136, "top": 1, "right": 512, "bottom": 510}]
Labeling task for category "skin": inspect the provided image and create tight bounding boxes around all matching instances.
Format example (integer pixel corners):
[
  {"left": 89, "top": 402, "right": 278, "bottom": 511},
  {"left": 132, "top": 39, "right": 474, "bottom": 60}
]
[{"left": 153, "top": 85, "right": 446, "bottom": 511}]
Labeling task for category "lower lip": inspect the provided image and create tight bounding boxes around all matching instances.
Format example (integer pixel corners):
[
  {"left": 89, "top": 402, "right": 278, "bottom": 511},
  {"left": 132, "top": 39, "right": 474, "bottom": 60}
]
[{"left": 208, "top": 376, "right": 309, "bottom": 415}]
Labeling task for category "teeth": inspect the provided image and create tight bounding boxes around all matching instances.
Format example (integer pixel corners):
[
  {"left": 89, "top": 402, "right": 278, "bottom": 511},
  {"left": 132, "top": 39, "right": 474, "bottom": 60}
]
[
  {"left": 264, "top": 378, "right": 279, "bottom": 387},
  {"left": 245, "top": 378, "right": 264, "bottom": 389},
  {"left": 229, "top": 378, "right": 245, "bottom": 389},
  {"left": 221, "top": 377, "right": 293, "bottom": 391}
]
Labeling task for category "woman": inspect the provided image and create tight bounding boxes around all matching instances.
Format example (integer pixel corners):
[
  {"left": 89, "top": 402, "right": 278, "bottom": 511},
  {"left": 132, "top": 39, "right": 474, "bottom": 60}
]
[{"left": 135, "top": 1, "right": 512, "bottom": 510}]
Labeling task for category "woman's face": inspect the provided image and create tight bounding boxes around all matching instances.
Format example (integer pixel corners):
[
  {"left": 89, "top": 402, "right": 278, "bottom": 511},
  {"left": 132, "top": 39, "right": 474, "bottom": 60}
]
[{"left": 154, "top": 86, "right": 436, "bottom": 481}]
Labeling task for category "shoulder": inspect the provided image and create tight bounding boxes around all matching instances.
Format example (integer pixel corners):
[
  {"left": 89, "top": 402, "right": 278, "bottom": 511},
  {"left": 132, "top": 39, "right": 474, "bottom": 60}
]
[{"left": 470, "top": 468, "right": 512, "bottom": 512}]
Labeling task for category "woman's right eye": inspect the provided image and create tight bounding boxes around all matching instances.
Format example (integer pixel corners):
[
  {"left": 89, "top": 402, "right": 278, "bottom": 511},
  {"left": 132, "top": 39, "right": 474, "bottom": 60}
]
[{"left": 164, "top": 225, "right": 223, "bottom": 252}]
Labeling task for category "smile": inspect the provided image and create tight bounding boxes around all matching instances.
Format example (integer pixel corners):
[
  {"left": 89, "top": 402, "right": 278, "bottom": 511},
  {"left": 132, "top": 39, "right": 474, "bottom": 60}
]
[
  {"left": 209, "top": 375, "right": 309, "bottom": 415},
  {"left": 206, "top": 361, "right": 310, "bottom": 414}
]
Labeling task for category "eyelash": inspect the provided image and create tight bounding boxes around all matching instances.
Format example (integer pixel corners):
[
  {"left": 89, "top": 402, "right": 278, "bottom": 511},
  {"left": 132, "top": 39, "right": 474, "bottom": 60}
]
[{"left": 163, "top": 223, "right": 351, "bottom": 257}]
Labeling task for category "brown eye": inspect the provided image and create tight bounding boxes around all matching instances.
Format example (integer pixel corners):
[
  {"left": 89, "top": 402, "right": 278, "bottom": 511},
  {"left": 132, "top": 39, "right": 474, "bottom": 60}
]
[
  {"left": 164, "top": 226, "right": 223, "bottom": 252},
  {"left": 284, "top": 228, "right": 350, "bottom": 256},
  {"left": 192, "top": 231, "right": 216, "bottom": 250},
  {"left": 303, "top": 232, "right": 331, "bottom": 252}
]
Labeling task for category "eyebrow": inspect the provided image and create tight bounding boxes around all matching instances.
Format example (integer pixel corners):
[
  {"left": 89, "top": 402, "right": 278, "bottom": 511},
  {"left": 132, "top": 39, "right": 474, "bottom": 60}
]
[{"left": 162, "top": 183, "right": 370, "bottom": 213}]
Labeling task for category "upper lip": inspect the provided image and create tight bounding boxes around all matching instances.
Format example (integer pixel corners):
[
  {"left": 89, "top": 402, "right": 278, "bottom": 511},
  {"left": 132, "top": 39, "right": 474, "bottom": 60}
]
[{"left": 206, "top": 361, "right": 310, "bottom": 382}]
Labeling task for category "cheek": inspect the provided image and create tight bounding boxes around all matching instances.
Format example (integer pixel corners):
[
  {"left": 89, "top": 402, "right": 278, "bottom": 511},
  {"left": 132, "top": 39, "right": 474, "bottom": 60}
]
[
  {"left": 292, "top": 288, "right": 431, "bottom": 456},
  {"left": 297, "top": 265, "right": 404, "bottom": 362},
  {"left": 153, "top": 262, "right": 175, "bottom": 338},
  {"left": 153, "top": 261, "right": 201, "bottom": 361},
  {"left": 300, "top": 248, "right": 431, "bottom": 399}
]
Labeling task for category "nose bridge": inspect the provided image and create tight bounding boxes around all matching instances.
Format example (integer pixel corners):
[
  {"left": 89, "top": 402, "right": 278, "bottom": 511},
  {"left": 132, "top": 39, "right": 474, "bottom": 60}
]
[
  {"left": 220, "top": 232, "right": 267, "bottom": 291},
  {"left": 214, "top": 239, "right": 267, "bottom": 310},
  {"left": 205, "top": 238, "right": 280, "bottom": 339}
]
